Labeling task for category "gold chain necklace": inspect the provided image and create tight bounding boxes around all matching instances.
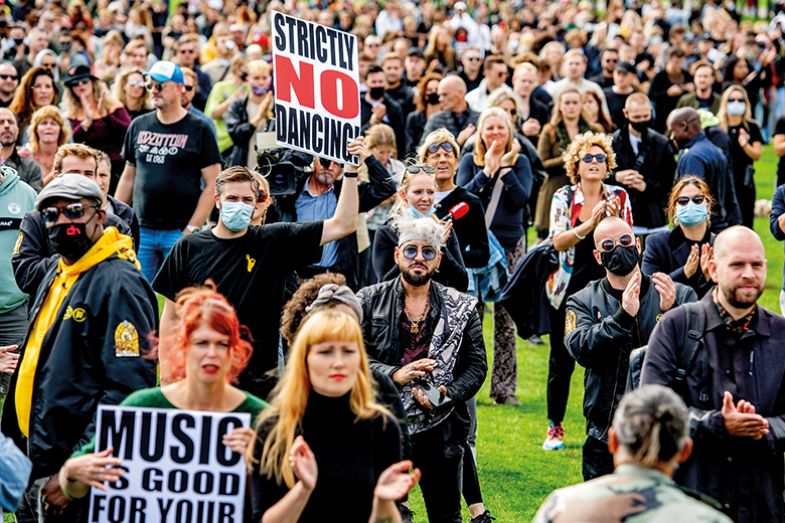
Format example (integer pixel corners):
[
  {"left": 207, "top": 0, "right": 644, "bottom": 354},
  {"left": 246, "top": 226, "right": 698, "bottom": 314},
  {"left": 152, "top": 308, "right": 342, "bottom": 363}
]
[{"left": 404, "top": 299, "right": 430, "bottom": 334}]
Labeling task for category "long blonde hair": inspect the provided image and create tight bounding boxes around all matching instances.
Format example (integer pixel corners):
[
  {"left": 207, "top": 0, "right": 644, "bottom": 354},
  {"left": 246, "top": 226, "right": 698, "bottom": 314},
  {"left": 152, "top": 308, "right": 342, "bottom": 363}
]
[
  {"left": 63, "top": 78, "right": 119, "bottom": 119},
  {"left": 252, "top": 309, "right": 390, "bottom": 487},
  {"left": 718, "top": 84, "right": 754, "bottom": 132}
]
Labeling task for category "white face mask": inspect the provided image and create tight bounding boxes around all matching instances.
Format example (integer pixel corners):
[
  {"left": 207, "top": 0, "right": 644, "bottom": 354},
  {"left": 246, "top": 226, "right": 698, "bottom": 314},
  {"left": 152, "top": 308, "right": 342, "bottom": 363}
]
[{"left": 727, "top": 100, "right": 746, "bottom": 116}]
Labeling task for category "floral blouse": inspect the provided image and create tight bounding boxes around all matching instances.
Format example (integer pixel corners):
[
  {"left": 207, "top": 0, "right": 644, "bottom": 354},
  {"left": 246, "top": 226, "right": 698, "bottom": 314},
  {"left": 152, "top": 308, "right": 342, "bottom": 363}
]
[{"left": 546, "top": 183, "right": 633, "bottom": 309}]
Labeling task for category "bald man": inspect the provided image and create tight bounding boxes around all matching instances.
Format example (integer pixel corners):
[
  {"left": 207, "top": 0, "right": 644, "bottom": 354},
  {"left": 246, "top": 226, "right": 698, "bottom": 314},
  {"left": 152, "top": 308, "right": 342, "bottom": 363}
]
[
  {"left": 668, "top": 107, "right": 741, "bottom": 232},
  {"left": 565, "top": 217, "right": 696, "bottom": 480},
  {"left": 642, "top": 226, "right": 785, "bottom": 522},
  {"left": 421, "top": 76, "right": 480, "bottom": 147}
]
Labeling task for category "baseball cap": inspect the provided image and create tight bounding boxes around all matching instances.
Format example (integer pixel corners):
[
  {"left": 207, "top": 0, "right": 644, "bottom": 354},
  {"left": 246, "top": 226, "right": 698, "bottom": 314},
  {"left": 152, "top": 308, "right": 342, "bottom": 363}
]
[
  {"left": 145, "top": 61, "right": 184, "bottom": 85},
  {"left": 615, "top": 61, "right": 638, "bottom": 74},
  {"left": 36, "top": 173, "right": 103, "bottom": 211},
  {"left": 408, "top": 47, "right": 424, "bottom": 59}
]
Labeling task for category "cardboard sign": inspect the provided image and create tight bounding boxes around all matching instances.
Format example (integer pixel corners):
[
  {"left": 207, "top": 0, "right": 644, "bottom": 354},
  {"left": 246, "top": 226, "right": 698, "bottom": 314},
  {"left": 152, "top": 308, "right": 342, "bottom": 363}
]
[
  {"left": 272, "top": 10, "right": 361, "bottom": 165},
  {"left": 88, "top": 405, "right": 250, "bottom": 523}
]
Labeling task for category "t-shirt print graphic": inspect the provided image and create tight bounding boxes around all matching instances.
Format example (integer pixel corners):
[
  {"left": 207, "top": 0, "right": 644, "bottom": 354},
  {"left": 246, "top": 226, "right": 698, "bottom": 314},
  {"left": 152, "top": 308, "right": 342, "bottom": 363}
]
[{"left": 136, "top": 131, "right": 190, "bottom": 165}]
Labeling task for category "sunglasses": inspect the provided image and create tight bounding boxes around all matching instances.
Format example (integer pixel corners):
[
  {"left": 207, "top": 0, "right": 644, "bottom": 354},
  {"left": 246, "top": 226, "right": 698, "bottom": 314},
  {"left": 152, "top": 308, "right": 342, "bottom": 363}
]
[
  {"left": 318, "top": 158, "right": 342, "bottom": 170},
  {"left": 145, "top": 81, "right": 166, "bottom": 91},
  {"left": 582, "top": 153, "right": 607, "bottom": 164},
  {"left": 69, "top": 78, "right": 91, "bottom": 87},
  {"left": 427, "top": 142, "right": 455, "bottom": 154},
  {"left": 127, "top": 79, "right": 146, "bottom": 87},
  {"left": 728, "top": 98, "right": 745, "bottom": 103},
  {"left": 598, "top": 233, "right": 634, "bottom": 253},
  {"left": 676, "top": 194, "right": 706, "bottom": 206},
  {"left": 405, "top": 165, "right": 436, "bottom": 175},
  {"left": 184, "top": 85, "right": 194, "bottom": 92},
  {"left": 41, "top": 202, "right": 99, "bottom": 223},
  {"left": 402, "top": 245, "right": 438, "bottom": 260},
  {"left": 0, "top": 73, "right": 17, "bottom": 80}
]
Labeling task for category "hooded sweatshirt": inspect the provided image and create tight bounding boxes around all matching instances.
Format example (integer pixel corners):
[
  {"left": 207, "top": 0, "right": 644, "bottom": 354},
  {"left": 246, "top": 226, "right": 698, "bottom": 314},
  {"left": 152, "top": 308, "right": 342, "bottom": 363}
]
[{"left": 0, "top": 168, "right": 36, "bottom": 314}]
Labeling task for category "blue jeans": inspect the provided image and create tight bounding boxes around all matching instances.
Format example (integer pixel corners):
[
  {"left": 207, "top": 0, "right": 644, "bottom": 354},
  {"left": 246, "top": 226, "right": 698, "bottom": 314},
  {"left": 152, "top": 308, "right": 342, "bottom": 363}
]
[{"left": 138, "top": 227, "right": 183, "bottom": 282}]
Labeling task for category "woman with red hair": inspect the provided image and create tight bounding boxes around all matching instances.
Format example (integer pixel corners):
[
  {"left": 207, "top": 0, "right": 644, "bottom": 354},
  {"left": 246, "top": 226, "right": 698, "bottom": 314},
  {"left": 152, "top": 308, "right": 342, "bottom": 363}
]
[{"left": 53, "top": 285, "right": 265, "bottom": 510}]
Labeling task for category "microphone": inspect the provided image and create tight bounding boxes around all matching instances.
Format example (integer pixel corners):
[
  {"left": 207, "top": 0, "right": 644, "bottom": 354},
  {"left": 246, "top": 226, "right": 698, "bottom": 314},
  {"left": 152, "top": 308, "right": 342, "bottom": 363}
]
[{"left": 446, "top": 202, "right": 470, "bottom": 221}]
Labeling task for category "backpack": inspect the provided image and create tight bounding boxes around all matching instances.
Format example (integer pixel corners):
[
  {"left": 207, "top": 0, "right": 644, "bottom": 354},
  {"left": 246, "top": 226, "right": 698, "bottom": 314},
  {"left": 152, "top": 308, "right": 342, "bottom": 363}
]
[{"left": 627, "top": 301, "right": 706, "bottom": 392}]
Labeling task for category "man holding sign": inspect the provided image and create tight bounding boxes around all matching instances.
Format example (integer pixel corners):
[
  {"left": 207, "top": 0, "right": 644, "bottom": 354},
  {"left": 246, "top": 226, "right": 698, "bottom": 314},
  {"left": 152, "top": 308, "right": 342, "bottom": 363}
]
[{"left": 272, "top": 10, "right": 363, "bottom": 165}]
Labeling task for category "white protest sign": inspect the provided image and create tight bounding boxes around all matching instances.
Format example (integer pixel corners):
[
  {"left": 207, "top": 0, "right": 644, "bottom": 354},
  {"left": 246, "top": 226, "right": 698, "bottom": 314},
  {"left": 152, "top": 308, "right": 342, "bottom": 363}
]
[
  {"left": 88, "top": 405, "right": 250, "bottom": 523},
  {"left": 272, "top": 10, "right": 361, "bottom": 165}
]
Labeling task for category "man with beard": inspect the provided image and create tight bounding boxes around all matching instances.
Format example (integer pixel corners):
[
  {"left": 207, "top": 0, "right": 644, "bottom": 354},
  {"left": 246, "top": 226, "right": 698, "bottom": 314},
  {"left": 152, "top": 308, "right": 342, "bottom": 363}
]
[
  {"left": 358, "top": 217, "right": 487, "bottom": 523},
  {"left": 642, "top": 226, "right": 785, "bottom": 523},
  {"left": 565, "top": 217, "right": 696, "bottom": 480},
  {"left": 0, "top": 109, "right": 42, "bottom": 191}
]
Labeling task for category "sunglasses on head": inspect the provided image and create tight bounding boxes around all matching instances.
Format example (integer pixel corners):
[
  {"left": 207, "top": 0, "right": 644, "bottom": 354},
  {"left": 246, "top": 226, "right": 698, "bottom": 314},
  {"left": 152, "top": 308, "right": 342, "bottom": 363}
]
[
  {"left": 582, "top": 153, "right": 607, "bottom": 164},
  {"left": 598, "top": 233, "right": 634, "bottom": 253},
  {"left": 405, "top": 165, "right": 436, "bottom": 175},
  {"left": 427, "top": 142, "right": 454, "bottom": 155},
  {"left": 402, "top": 245, "right": 438, "bottom": 260},
  {"left": 676, "top": 194, "right": 705, "bottom": 206},
  {"left": 41, "top": 202, "right": 99, "bottom": 223}
]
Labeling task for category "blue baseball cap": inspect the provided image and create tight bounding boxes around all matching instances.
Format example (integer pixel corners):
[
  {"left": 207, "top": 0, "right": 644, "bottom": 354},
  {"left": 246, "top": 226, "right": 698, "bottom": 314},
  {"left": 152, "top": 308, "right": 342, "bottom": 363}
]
[{"left": 145, "top": 61, "right": 184, "bottom": 85}]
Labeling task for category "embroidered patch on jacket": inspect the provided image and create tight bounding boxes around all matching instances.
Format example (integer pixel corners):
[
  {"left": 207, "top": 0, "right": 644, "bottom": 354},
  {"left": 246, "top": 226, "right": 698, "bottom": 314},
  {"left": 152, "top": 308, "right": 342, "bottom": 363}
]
[
  {"left": 246, "top": 254, "right": 257, "bottom": 272},
  {"left": 565, "top": 309, "right": 577, "bottom": 336},
  {"left": 63, "top": 306, "right": 86, "bottom": 323},
  {"left": 114, "top": 321, "right": 140, "bottom": 357},
  {"left": 12, "top": 232, "right": 23, "bottom": 255}
]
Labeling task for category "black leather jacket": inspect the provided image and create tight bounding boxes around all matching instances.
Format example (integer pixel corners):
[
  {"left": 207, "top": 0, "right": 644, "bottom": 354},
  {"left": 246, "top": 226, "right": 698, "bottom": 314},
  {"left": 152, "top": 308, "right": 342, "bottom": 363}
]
[
  {"left": 357, "top": 278, "right": 487, "bottom": 412},
  {"left": 565, "top": 274, "right": 697, "bottom": 442}
]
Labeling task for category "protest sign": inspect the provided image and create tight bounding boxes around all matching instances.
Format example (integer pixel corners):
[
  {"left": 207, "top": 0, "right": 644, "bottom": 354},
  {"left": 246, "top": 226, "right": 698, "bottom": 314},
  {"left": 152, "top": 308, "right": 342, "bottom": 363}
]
[
  {"left": 272, "top": 10, "right": 361, "bottom": 164},
  {"left": 88, "top": 405, "right": 250, "bottom": 523}
]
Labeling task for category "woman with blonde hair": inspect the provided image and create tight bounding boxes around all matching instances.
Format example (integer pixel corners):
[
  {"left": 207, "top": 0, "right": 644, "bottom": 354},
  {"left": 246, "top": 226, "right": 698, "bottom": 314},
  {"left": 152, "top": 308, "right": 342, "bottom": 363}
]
[
  {"left": 225, "top": 59, "right": 274, "bottom": 168},
  {"left": 457, "top": 107, "right": 532, "bottom": 406},
  {"left": 19, "top": 105, "right": 70, "bottom": 177},
  {"left": 543, "top": 131, "right": 632, "bottom": 452},
  {"left": 250, "top": 309, "right": 418, "bottom": 523},
  {"left": 424, "top": 25, "right": 456, "bottom": 71},
  {"left": 63, "top": 65, "right": 130, "bottom": 192},
  {"left": 372, "top": 163, "right": 468, "bottom": 291},
  {"left": 112, "top": 67, "right": 153, "bottom": 121},
  {"left": 717, "top": 84, "right": 762, "bottom": 228}
]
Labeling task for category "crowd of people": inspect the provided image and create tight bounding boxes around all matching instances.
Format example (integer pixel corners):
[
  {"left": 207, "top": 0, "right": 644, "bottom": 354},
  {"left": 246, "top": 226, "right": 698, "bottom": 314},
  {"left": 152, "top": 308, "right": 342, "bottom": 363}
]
[{"left": 2, "top": 0, "right": 785, "bottom": 522}]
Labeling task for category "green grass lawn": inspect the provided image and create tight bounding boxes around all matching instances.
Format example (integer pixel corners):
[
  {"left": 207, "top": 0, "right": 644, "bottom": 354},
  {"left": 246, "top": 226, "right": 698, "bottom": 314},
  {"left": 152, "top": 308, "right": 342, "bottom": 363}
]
[
  {"left": 4, "top": 147, "right": 783, "bottom": 523},
  {"left": 405, "top": 144, "right": 785, "bottom": 521}
]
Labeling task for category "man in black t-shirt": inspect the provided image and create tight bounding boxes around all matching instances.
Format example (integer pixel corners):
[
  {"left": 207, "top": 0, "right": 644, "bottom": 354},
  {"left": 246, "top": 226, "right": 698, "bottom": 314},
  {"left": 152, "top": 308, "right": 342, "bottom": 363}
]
[
  {"left": 153, "top": 156, "right": 362, "bottom": 399},
  {"left": 115, "top": 60, "right": 222, "bottom": 282}
]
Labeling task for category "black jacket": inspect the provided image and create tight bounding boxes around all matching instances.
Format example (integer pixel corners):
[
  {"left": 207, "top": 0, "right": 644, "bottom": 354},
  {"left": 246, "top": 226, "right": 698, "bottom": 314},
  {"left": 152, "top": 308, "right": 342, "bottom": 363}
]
[
  {"left": 224, "top": 94, "right": 256, "bottom": 168},
  {"left": 404, "top": 110, "right": 427, "bottom": 159},
  {"left": 566, "top": 275, "right": 697, "bottom": 443},
  {"left": 610, "top": 126, "right": 677, "bottom": 229},
  {"left": 360, "top": 96, "right": 405, "bottom": 158},
  {"left": 641, "top": 296, "right": 785, "bottom": 523},
  {"left": 107, "top": 195, "right": 140, "bottom": 249},
  {"left": 273, "top": 156, "right": 396, "bottom": 289},
  {"left": 434, "top": 186, "right": 490, "bottom": 269},
  {"left": 2, "top": 251, "right": 158, "bottom": 479},
  {"left": 12, "top": 210, "right": 134, "bottom": 297},
  {"left": 371, "top": 222, "right": 468, "bottom": 292},
  {"left": 641, "top": 226, "right": 715, "bottom": 297},
  {"left": 357, "top": 278, "right": 487, "bottom": 410}
]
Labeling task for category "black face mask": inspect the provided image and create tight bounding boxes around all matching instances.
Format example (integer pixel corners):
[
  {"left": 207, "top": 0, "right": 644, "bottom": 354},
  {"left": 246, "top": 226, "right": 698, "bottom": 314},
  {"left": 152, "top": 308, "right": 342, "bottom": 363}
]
[
  {"left": 629, "top": 119, "right": 650, "bottom": 133},
  {"left": 369, "top": 86, "right": 385, "bottom": 100},
  {"left": 600, "top": 244, "right": 639, "bottom": 276},
  {"left": 60, "top": 42, "right": 72, "bottom": 52},
  {"left": 13, "top": 38, "right": 24, "bottom": 47},
  {"left": 426, "top": 92, "right": 440, "bottom": 105},
  {"left": 47, "top": 221, "right": 95, "bottom": 261}
]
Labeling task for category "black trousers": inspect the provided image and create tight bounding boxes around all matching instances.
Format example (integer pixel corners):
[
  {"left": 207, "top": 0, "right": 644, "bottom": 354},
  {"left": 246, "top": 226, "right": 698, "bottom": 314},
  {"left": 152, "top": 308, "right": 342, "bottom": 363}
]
[
  {"left": 582, "top": 435, "right": 614, "bottom": 481},
  {"left": 547, "top": 304, "right": 576, "bottom": 424},
  {"left": 411, "top": 420, "right": 464, "bottom": 523}
]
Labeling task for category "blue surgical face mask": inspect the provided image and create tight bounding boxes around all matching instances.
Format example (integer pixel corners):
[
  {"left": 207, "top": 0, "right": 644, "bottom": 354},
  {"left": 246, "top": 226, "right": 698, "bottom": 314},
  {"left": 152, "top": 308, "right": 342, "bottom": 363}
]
[
  {"left": 410, "top": 207, "right": 435, "bottom": 219},
  {"left": 251, "top": 85, "right": 270, "bottom": 96},
  {"left": 221, "top": 201, "right": 254, "bottom": 232},
  {"left": 727, "top": 100, "right": 746, "bottom": 116},
  {"left": 676, "top": 201, "right": 709, "bottom": 227}
]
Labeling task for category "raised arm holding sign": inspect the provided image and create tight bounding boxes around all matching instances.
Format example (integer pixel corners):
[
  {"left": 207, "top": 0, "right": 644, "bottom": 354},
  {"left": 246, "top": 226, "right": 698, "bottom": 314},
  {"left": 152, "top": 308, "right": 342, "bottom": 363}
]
[{"left": 272, "top": 11, "right": 361, "bottom": 165}]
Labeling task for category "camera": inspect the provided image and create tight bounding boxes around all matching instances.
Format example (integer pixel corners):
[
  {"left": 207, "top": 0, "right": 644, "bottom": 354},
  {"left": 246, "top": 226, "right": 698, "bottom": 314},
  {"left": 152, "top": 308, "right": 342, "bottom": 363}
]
[{"left": 255, "top": 147, "right": 312, "bottom": 197}]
